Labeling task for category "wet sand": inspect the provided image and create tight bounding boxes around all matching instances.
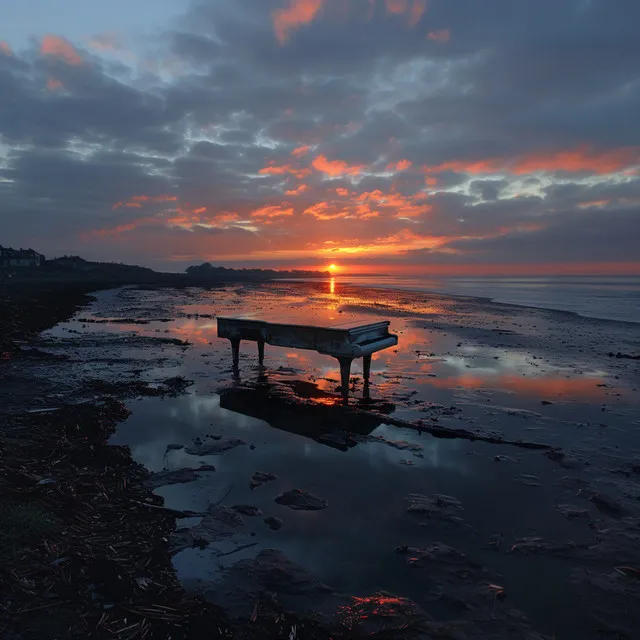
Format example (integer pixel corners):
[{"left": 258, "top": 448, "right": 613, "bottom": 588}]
[{"left": 21, "top": 281, "right": 640, "bottom": 638}]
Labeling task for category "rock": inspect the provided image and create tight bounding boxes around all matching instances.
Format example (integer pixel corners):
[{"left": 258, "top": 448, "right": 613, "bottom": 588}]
[
  {"left": 184, "top": 437, "right": 246, "bottom": 455},
  {"left": 190, "top": 505, "right": 244, "bottom": 543},
  {"left": 589, "top": 492, "right": 628, "bottom": 517},
  {"left": 264, "top": 516, "right": 283, "bottom": 530},
  {"left": 232, "top": 504, "right": 263, "bottom": 517},
  {"left": 275, "top": 489, "right": 328, "bottom": 511},
  {"left": 145, "top": 465, "right": 215, "bottom": 489},
  {"left": 509, "top": 536, "right": 587, "bottom": 557},
  {"left": 405, "top": 493, "right": 464, "bottom": 524},
  {"left": 165, "top": 443, "right": 184, "bottom": 451},
  {"left": 250, "top": 471, "right": 278, "bottom": 490},
  {"left": 541, "top": 400, "right": 553, "bottom": 405},
  {"left": 556, "top": 504, "right": 590, "bottom": 520},
  {"left": 518, "top": 474, "right": 541, "bottom": 487}
]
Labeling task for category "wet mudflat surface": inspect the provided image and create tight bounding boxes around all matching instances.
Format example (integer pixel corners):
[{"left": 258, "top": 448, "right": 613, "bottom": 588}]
[{"left": 25, "top": 281, "right": 640, "bottom": 638}]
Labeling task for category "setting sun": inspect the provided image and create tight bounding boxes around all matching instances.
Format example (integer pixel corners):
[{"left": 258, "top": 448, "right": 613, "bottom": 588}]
[{"left": 328, "top": 263, "right": 339, "bottom": 272}]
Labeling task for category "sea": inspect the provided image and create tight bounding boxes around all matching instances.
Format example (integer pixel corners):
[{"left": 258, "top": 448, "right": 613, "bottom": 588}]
[{"left": 324, "top": 275, "right": 640, "bottom": 324}]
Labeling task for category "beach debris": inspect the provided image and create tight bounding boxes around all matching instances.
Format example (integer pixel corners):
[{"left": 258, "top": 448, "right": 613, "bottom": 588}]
[
  {"left": 494, "top": 455, "right": 517, "bottom": 463},
  {"left": 184, "top": 437, "right": 246, "bottom": 456},
  {"left": 608, "top": 352, "right": 640, "bottom": 360},
  {"left": 399, "top": 459, "right": 415, "bottom": 465},
  {"left": 588, "top": 492, "right": 628, "bottom": 517},
  {"left": 250, "top": 471, "right": 278, "bottom": 490},
  {"left": 190, "top": 505, "right": 244, "bottom": 543},
  {"left": 509, "top": 537, "right": 587, "bottom": 556},
  {"left": 405, "top": 493, "right": 464, "bottom": 524},
  {"left": 232, "top": 504, "right": 263, "bottom": 517},
  {"left": 145, "top": 465, "right": 216, "bottom": 489},
  {"left": 518, "top": 474, "right": 541, "bottom": 487},
  {"left": 556, "top": 504, "right": 590, "bottom": 520},
  {"left": 486, "top": 533, "right": 504, "bottom": 550},
  {"left": 264, "top": 516, "right": 284, "bottom": 530},
  {"left": 275, "top": 489, "right": 328, "bottom": 511}
]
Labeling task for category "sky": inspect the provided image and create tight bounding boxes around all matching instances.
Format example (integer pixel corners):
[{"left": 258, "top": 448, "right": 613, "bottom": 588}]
[{"left": 1, "top": 0, "right": 639, "bottom": 275}]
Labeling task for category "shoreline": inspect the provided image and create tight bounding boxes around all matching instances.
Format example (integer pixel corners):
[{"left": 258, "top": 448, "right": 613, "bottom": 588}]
[
  {"left": 2, "top": 279, "right": 639, "bottom": 639},
  {"left": 280, "top": 276, "right": 640, "bottom": 325}
]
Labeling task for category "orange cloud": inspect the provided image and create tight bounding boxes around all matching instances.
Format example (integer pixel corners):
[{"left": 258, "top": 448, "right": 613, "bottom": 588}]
[
  {"left": 409, "top": 0, "right": 428, "bottom": 26},
  {"left": 259, "top": 163, "right": 312, "bottom": 179},
  {"left": 250, "top": 205, "right": 294, "bottom": 219},
  {"left": 335, "top": 187, "right": 350, "bottom": 196},
  {"left": 426, "top": 145, "right": 640, "bottom": 176},
  {"left": 387, "top": 159, "right": 413, "bottom": 172},
  {"left": 112, "top": 194, "right": 177, "bottom": 209},
  {"left": 46, "top": 77, "right": 63, "bottom": 91},
  {"left": 386, "top": 0, "right": 408, "bottom": 15},
  {"left": 285, "top": 184, "right": 309, "bottom": 195},
  {"left": 385, "top": 0, "right": 426, "bottom": 25},
  {"left": 292, "top": 145, "right": 311, "bottom": 157},
  {"left": 312, "top": 155, "right": 365, "bottom": 177},
  {"left": 303, "top": 201, "right": 347, "bottom": 221},
  {"left": 357, "top": 189, "right": 431, "bottom": 218},
  {"left": 427, "top": 28, "right": 450, "bottom": 43},
  {"left": 273, "top": 0, "right": 325, "bottom": 45},
  {"left": 0, "top": 41, "right": 12, "bottom": 56},
  {"left": 40, "top": 35, "right": 83, "bottom": 65}
]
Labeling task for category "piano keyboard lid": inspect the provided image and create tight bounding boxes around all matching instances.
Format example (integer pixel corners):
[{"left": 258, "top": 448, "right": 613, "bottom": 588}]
[{"left": 217, "top": 313, "right": 391, "bottom": 333}]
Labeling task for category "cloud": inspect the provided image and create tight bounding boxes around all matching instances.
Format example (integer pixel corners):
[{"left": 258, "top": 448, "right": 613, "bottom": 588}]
[
  {"left": 1, "top": 0, "right": 639, "bottom": 273},
  {"left": 427, "top": 28, "right": 450, "bottom": 43},
  {"left": 46, "top": 77, "right": 63, "bottom": 91},
  {"left": 0, "top": 41, "right": 12, "bottom": 56},
  {"left": 272, "top": 0, "right": 325, "bottom": 44},
  {"left": 285, "top": 184, "right": 309, "bottom": 195},
  {"left": 311, "top": 154, "right": 365, "bottom": 177},
  {"left": 426, "top": 146, "right": 640, "bottom": 176},
  {"left": 40, "top": 35, "right": 84, "bottom": 65},
  {"left": 291, "top": 144, "right": 311, "bottom": 157}
]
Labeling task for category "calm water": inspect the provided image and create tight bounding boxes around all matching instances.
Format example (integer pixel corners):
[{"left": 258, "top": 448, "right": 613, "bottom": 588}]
[
  {"left": 323, "top": 275, "right": 640, "bottom": 324},
  {"left": 46, "top": 283, "right": 640, "bottom": 639}
]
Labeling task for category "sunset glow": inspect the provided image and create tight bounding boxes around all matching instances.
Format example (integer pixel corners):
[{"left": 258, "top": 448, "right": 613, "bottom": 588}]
[{"left": 1, "top": 1, "right": 638, "bottom": 275}]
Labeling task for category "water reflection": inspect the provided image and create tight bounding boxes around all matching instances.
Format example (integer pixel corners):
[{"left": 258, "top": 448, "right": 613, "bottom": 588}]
[{"left": 219, "top": 383, "right": 392, "bottom": 451}]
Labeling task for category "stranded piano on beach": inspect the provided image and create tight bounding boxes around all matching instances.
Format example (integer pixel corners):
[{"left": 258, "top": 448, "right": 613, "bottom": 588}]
[{"left": 217, "top": 316, "right": 398, "bottom": 399}]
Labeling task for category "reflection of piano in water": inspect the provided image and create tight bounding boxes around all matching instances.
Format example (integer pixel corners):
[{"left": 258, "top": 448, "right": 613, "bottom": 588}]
[
  {"left": 218, "top": 382, "right": 395, "bottom": 452},
  {"left": 217, "top": 317, "right": 398, "bottom": 400}
]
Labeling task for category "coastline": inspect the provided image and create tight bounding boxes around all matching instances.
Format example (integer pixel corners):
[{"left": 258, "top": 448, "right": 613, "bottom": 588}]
[
  {"left": 282, "top": 275, "right": 640, "bottom": 325},
  {"left": 2, "top": 279, "right": 639, "bottom": 639}
]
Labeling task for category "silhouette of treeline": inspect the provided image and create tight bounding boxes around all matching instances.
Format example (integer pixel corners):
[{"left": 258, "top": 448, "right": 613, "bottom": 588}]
[
  {"left": 185, "top": 262, "right": 328, "bottom": 281},
  {"left": 1, "top": 255, "right": 327, "bottom": 285}
]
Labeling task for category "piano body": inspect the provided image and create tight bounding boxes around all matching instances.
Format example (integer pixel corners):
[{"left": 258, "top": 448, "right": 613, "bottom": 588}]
[{"left": 217, "top": 316, "right": 398, "bottom": 399}]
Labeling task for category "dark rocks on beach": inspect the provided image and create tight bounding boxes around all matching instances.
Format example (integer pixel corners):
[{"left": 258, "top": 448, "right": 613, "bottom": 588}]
[
  {"left": 509, "top": 537, "right": 588, "bottom": 557},
  {"left": 184, "top": 437, "right": 246, "bottom": 456},
  {"left": 190, "top": 505, "right": 244, "bottom": 543},
  {"left": 231, "top": 504, "right": 263, "bottom": 517},
  {"left": 145, "top": 465, "right": 215, "bottom": 489},
  {"left": 264, "top": 516, "right": 283, "bottom": 530},
  {"left": 165, "top": 443, "right": 184, "bottom": 451},
  {"left": 405, "top": 493, "right": 464, "bottom": 524},
  {"left": 250, "top": 471, "right": 278, "bottom": 489},
  {"left": 556, "top": 504, "right": 590, "bottom": 520},
  {"left": 275, "top": 489, "right": 328, "bottom": 511}
]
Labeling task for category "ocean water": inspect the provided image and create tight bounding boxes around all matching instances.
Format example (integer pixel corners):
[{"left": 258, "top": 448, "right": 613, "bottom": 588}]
[{"left": 327, "top": 275, "right": 640, "bottom": 324}]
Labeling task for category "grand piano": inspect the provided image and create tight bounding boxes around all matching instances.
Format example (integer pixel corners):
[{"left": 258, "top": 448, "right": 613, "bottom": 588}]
[{"left": 217, "top": 316, "right": 398, "bottom": 399}]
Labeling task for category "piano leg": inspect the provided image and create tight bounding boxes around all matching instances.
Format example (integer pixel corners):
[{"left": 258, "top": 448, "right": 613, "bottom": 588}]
[
  {"left": 363, "top": 355, "right": 372, "bottom": 385},
  {"left": 230, "top": 338, "right": 240, "bottom": 368},
  {"left": 337, "top": 357, "right": 353, "bottom": 401},
  {"left": 257, "top": 338, "right": 265, "bottom": 366}
]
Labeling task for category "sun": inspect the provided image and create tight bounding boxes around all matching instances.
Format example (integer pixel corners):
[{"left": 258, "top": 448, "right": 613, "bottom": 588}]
[{"left": 328, "top": 263, "right": 339, "bottom": 273}]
